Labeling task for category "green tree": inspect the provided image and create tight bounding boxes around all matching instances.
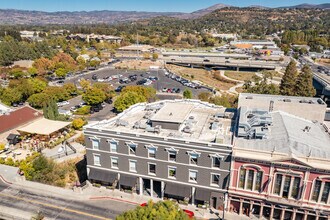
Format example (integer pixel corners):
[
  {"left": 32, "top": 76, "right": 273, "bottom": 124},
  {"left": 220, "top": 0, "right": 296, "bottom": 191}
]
[
  {"left": 295, "top": 65, "right": 316, "bottom": 97},
  {"left": 116, "top": 200, "right": 191, "bottom": 220},
  {"left": 0, "top": 88, "right": 22, "bottom": 105},
  {"left": 122, "top": 86, "right": 156, "bottom": 101},
  {"left": 152, "top": 53, "right": 159, "bottom": 60},
  {"left": 183, "top": 89, "right": 193, "bottom": 99},
  {"left": 280, "top": 60, "right": 298, "bottom": 96},
  {"left": 43, "top": 99, "right": 59, "bottom": 120},
  {"left": 82, "top": 87, "right": 106, "bottom": 106},
  {"left": 114, "top": 91, "right": 146, "bottom": 112},
  {"left": 89, "top": 59, "right": 100, "bottom": 67},
  {"left": 27, "top": 93, "right": 49, "bottom": 109},
  {"left": 93, "top": 83, "right": 115, "bottom": 100},
  {"left": 55, "top": 68, "right": 68, "bottom": 77},
  {"left": 29, "top": 78, "right": 47, "bottom": 94},
  {"left": 72, "top": 118, "right": 86, "bottom": 130}
]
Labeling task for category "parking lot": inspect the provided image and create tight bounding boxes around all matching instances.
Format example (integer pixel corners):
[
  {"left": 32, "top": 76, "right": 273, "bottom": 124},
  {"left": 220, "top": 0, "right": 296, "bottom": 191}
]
[{"left": 64, "top": 66, "right": 210, "bottom": 97}]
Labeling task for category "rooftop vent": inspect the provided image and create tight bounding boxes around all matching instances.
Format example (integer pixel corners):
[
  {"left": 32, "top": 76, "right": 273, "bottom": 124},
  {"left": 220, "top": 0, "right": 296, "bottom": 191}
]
[
  {"left": 145, "top": 125, "right": 161, "bottom": 134},
  {"left": 115, "top": 119, "right": 129, "bottom": 127},
  {"left": 283, "top": 99, "right": 291, "bottom": 102},
  {"left": 303, "top": 126, "right": 311, "bottom": 132},
  {"left": 246, "top": 96, "right": 253, "bottom": 99}
]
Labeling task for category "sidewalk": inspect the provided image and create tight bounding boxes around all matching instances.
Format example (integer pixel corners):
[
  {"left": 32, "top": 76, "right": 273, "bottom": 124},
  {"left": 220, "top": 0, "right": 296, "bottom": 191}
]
[{"left": 0, "top": 165, "right": 252, "bottom": 220}]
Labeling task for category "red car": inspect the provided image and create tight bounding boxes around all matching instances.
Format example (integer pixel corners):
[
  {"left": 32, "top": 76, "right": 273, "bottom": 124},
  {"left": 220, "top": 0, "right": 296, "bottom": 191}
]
[{"left": 183, "top": 209, "right": 195, "bottom": 219}]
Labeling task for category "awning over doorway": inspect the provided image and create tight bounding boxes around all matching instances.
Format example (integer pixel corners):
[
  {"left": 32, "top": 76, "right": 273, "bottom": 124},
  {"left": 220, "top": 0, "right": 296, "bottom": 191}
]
[
  {"left": 195, "top": 188, "right": 211, "bottom": 201},
  {"left": 165, "top": 183, "right": 191, "bottom": 198},
  {"left": 120, "top": 175, "right": 137, "bottom": 187},
  {"left": 88, "top": 169, "right": 117, "bottom": 183}
]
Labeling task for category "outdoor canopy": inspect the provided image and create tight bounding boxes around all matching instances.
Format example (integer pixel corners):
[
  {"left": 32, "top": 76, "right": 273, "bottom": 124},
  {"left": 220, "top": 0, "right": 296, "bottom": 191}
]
[
  {"left": 164, "top": 183, "right": 191, "bottom": 198},
  {"left": 119, "top": 175, "right": 137, "bottom": 187},
  {"left": 194, "top": 188, "right": 211, "bottom": 201},
  {"left": 88, "top": 169, "right": 117, "bottom": 183},
  {"left": 17, "top": 118, "right": 71, "bottom": 136}
]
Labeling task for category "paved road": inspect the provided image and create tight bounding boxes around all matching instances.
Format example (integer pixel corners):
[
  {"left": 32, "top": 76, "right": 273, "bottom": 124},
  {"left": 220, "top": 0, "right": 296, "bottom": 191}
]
[{"left": 0, "top": 179, "right": 135, "bottom": 220}]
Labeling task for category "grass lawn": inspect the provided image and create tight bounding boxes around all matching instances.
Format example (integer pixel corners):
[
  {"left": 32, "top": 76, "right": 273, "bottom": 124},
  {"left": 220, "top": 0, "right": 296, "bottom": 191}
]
[
  {"left": 114, "top": 60, "right": 164, "bottom": 70},
  {"left": 167, "top": 65, "right": 237, "bottom": 91},
  {"left": 224, "top": 71, "right": 256, "bottom": 81}
]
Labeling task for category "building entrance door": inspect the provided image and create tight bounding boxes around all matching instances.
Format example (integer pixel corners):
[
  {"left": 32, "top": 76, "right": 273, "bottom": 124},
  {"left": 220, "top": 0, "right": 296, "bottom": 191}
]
[{"left": 211, "top": 197, "right": 217, "bottom": 209}]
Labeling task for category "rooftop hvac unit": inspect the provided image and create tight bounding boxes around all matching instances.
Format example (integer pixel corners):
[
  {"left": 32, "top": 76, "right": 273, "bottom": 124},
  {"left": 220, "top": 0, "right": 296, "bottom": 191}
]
[{"left": 115, "top": 119, "right": 129, "bottom": 127}]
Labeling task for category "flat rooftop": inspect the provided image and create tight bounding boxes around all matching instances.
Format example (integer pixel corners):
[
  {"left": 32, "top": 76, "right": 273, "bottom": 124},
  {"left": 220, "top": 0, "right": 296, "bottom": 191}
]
[
  {"left": 235, "top": 109, "right": 330, "bottom": 160},
  {"left": 86, "top": 100, "right": 235, "bottom": 145},
  {"left": 238, "top": 93, "right": 327, "bottom": 122}
]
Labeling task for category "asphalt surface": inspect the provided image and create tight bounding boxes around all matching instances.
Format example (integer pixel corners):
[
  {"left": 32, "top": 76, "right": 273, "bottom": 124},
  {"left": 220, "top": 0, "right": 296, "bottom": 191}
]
[
  {"left": 64, "top": 66, "right": 209, "bottom": 97},
  {"left": 0, "top": 179, "right": 135, "bottom": 220}
]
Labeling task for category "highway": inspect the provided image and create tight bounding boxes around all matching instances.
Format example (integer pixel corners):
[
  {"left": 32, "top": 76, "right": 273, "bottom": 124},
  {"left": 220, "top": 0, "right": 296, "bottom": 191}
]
[
  {"left": 0, "top": 179, "right": 136, "bottom": 220},
  {"left": 163, "top": 56, "right": 281, "bottom": 70}
]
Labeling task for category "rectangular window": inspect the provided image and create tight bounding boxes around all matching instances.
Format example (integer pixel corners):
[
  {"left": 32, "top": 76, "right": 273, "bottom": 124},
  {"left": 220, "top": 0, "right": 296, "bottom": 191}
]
[
  {"left": 246, "top": 170, "right": 254, "bottom": 190},
  {"left": 93, "top": 154, "right": 100, "bottom": 166},
  {"left": 169, "top": 151, "right": 176, "bottom": 162},
  {"left": 190, "top": 154, "right": 198, "bottom": 165},
  {"left": 92, "top": 139, "right": 100, "bottom": 150},
  {"left": 274, "top": 174, "right": 282, "bottom": 195},
  {"left": 111, "top": 157, "right": 118, "bottom": 168},
  {"left": 129, "top": 160, "right": 137, "bottom": 172},
  {"left": 211, "top": 174, "right": 220, "bottom": 186},
  {"left": 239, "top": 168, "right": 246, "bottom": 188},
  {"left": 129, "top": 144, "right": 137, "bottom": 155},
  {"left": 148, "top": 148, "right": 156, "bottom": 158},
  {"left": 312, "top": 180, "right": 322, "bottom": 201},
  {"left": 282, "top": 176, "right": 291, "bottom": 198},
  {"left": 189, "top": 170, "right": 198, "bottom": 182},
  {"left": 110, "top": 141, "right": 118, "bottom": 153},
  {"left": 255, "top": 171, "right": 263, "bottom": 192},
  {"left": 291, "top": 177, "right": 300, "bottom": 199},
  {"left": 321, "top": 182, "right": 330, "bottom": 203},
  {"left": 149, "top": 163, "right": 156, "bottom": 175},
  {"left": 168, "top": 167, "right": 176, "bottom": 179},
  {"left": 212, "top": 157, "right": 221, "bottom": 168}
]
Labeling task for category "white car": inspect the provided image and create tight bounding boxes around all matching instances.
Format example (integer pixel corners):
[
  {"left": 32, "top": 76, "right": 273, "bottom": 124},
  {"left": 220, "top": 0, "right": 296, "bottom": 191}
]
[
  {"left": 97, "top": 79, "right": 105, "bottom": 82},
  {"left": 144, "top": 80, "right": 152, "bottom": 86}
]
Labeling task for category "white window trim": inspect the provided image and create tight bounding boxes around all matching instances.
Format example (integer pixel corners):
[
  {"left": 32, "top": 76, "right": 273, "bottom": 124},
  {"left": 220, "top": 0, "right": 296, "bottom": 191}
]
[
  {"left": 272, "top": 173, "right": 302, "bottom": 199},
  {"left": 210, "top": 154, "right": 223, "bottom": 169},
  {"left": 93, "top": 153, "right": 101, "bottom": 166},
  {"left": 188, "top": 150, "right": 201, "bottom": 166},
  {"left": 91, "top": 139, "right": 100, "bottom": 150},
  {"left": 146, "top": 144, "right": 158, "bottom": 159},
  {"left": 168, "top": 166, "right": 177, "bottom": 179},
  {"left": 129, "top": 159, "right": 137, "bottom": 173},
  {"left": 126, "top": 141, "right": 138, "bottom": 155},
  {"left": 210, "top": 173, "right": 221, "bottom": 187},
  {"left": 110, "top": 156, "right": 119, "bottom": 169},
  {"left": 238, "top": 167, "right": 264, "bottom": 192},
  {"left": 189, "top": 169, "right": 198, "bottom": 183},
  {"left": 107, "top": 138, "right": 119, "bottom": 153},
  {"left": 167, "top": 148, "right": 178, "bottom": 162},
  {"left": 310, "top": 179, "right": 330, "bottom": 204},
  {"left": 148, "top": 162, "right": 156, "bottom": 176}
]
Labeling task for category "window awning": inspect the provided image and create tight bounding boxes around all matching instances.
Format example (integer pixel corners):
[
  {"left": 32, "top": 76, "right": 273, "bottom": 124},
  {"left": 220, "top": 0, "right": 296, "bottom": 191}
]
[
  {"left": 120, "top": 175, "right": 137, "bottom": 187},
  {"left": 88, "top": 169, "right": 117, "bottom": 183},
  {"left": 195, "top": 188, "right": 211, "bottom": 202},
  {"left": 165, "top": 183, "right": 191, "bottom": 198}
]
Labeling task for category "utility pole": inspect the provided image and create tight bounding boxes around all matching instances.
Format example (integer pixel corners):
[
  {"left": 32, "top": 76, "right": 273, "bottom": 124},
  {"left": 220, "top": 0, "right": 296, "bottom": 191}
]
[{"left": 136, "top": 32, "right": 139, "bottom": 59}]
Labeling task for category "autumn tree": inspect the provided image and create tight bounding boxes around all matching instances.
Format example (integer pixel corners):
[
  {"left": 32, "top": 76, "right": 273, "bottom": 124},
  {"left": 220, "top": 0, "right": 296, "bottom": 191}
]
[
  {"left": 116, "top": 200, "right": 191, "bottom": 220},
  {"left": 294, "top": 65, "right": 316, "bottom": 97},
  {"left": 82, "top": 87, "right": 106, "bottom": 106},
  {"left": 280, "top": 60, "right": 298, "bottom": 96},
  {"left": 33, "top": 57, "right": 53, "bottom": 75}
]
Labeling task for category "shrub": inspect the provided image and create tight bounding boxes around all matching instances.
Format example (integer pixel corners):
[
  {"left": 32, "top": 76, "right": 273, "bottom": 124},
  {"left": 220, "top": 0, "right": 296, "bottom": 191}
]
[
  {"left": 74, "top": 106, "right": 91, "bottom": 115},
  {"left": 72, "top": 118, "right": 86, "bottom": 130}
]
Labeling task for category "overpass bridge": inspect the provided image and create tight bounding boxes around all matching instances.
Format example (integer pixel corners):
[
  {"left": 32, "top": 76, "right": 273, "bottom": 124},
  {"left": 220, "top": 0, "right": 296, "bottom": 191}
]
[{"left": 163, "top": 56, "right": 279, "bottom": 70}]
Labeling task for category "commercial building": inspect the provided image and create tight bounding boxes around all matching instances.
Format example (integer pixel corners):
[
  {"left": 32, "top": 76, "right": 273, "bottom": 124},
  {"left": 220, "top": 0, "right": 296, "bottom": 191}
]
[
  {"left": 84, "top": 100, "right": 235, "bottom": 209},
  {"left": 67, "top": 33, "right": 122, "bottom": 44},
  {"left": 228, "top": 94, "right": 330, "bottom": 219}
]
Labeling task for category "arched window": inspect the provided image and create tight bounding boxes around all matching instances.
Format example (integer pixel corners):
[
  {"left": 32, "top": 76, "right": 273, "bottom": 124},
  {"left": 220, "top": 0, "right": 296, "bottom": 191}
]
[{"left": 238, "top": 165, "right": 263, "bottom": 192}]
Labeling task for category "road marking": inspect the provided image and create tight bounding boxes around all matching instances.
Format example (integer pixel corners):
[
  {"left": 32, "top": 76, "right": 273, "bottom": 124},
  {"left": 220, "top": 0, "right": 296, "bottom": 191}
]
[{"left": 0, "top": 193, "right": 111, "bottom": 220}]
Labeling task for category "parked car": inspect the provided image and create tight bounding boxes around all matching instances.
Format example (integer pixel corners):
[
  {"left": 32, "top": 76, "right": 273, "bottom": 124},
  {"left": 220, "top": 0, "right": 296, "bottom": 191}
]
[
  {"left": 115, "top": 85, "right": 126, "bottom": 92},
  {"left": 92, "top": 74, "right": 97, "bottom": 80},
  {"left": 162, "top": 88, "right": 167, "bottom": 92}
]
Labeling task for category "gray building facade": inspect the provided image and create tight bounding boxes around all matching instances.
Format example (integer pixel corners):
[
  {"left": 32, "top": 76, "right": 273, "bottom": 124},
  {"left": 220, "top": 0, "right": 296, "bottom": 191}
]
[{"left": 84, "top": 100, "right": 235, "bottom": 209}]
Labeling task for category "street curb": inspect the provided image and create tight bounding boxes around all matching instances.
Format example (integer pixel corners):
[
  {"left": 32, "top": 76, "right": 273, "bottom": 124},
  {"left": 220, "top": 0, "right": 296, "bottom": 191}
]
[
  {"left": 89, "top": 196, "right": 140, "bottom": 205},
  {"left": 0, "top": 174, "right": 13, "bottom": 185}
]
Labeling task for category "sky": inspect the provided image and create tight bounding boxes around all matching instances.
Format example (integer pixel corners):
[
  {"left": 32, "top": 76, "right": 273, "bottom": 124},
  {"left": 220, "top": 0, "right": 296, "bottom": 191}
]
[{"left": 0, "top": 0, "right": 329, "bottom": 12}]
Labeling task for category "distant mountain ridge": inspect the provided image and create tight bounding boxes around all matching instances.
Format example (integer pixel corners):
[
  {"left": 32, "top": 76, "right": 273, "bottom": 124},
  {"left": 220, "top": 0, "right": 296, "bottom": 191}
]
[{"left": 0, "top": 2, "right": 329, "bottom": 25}]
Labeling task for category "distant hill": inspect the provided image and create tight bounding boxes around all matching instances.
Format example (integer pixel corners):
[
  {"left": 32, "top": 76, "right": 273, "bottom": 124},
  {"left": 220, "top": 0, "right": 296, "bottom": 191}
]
[
  {"left": 279, "top": 3, "right": 330, "bottom": 9},
  {"left": 0, "top": 3, "right": 329, "bottom": 25}
]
